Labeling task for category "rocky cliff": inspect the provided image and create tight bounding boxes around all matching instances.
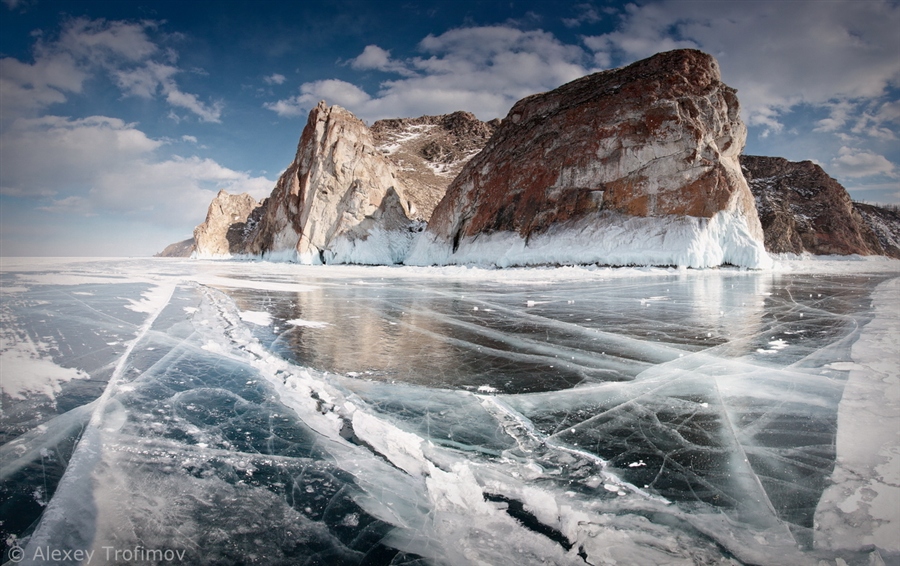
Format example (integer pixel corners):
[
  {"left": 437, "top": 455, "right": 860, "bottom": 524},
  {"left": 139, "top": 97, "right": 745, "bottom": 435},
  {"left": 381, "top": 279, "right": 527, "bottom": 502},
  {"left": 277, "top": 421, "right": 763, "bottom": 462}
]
[
  {"left": 406, "top": 49, "right": 770, "bottom": 268},
  {"left": 740, "top": 155, "right": 887, "bottom": 256},
  {"left": 155, "top": 238, "right": 194, "bottom": 258},
  {"left": 855, "top": 203, "right": 900, "bottom": 259},
  {"left": 371, "top": 112, "right": 498, "bottom": 219},
  {"left": 184, "top": 104, "right": 495, "bottom": 263},
  {"left": 193, "top": 190, "right": 262, "bottom": 257}
]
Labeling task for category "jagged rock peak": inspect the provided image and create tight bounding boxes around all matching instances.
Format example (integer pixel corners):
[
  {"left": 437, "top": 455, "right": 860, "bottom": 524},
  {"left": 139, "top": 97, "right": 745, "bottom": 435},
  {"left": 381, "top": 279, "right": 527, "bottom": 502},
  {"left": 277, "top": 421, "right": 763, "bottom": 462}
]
[
  {"left": 407, "top": 49, "right": 770, "bottom": 269},
  {"left": 193, "top": 190, "right": 262, "bottom": 257},
  {"left": 741, "top": 155, "right": 886, "bottom": 256},
  {"left": 243, "top": 101, "right": 425, "bottom": 263}
]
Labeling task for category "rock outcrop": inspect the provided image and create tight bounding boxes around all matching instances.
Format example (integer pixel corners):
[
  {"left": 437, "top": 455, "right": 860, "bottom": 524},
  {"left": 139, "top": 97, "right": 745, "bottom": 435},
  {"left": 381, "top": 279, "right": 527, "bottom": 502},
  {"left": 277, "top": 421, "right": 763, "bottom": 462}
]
[
  {"left": 855, "top": 203, "right": 900, "bottom": 259},
  {"left": 192, "top": 190, "right": 262, "bottom": 257},
  {"left": 243, "top": 101, "right": 434, "bottom": 263},
  {"left": 406, "top": 49, "right": 770, "bottom": 268},
  {"left": 741, "top": 155, "right": 887, "bottom": 256},
  {"left": 371, "top": 112, "right": 498, "bottom": 219},
  {"left": 170, "top": 104, "right": 497, "bottom": 264},
  {"left": 155, "top": 238, "right": 194, "bottom": 258}
]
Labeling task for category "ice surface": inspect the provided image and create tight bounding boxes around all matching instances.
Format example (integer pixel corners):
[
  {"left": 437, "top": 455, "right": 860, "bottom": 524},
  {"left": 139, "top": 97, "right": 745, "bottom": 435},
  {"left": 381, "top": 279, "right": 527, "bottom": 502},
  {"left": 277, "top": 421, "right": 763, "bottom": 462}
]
[{"left": 1, "top": 257, "right": 897, "bottom": 565}]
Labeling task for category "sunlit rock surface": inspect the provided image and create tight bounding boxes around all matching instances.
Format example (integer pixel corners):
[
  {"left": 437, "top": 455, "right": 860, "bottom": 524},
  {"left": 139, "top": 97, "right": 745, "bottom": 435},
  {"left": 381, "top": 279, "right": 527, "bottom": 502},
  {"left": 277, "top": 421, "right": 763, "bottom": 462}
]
[
  {"left": 407, "top": 49, "right": 769, "bottom": 268},
  {"left": 192, "top": 190, "right": 262, "bottom": 257},
  {"left": 244, "top": 101, "right": 429, "bottom": 263}
]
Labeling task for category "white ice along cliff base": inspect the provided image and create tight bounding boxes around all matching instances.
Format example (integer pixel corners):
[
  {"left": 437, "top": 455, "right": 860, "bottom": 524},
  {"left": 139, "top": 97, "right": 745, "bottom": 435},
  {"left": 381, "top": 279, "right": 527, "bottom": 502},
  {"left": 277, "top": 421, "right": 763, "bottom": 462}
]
[{"left": 406, "top": 49, "right": 771, "bottom": 269}]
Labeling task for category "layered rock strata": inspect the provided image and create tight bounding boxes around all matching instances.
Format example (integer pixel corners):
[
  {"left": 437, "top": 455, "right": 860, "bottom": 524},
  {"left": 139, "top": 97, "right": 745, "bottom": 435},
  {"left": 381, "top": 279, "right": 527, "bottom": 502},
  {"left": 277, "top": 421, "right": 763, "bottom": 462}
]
[
  {"left": 406, "top": 49, "right": 770, "bottom": 268},
  {"left": 741, "top": 155, "right": 887, "bottom": 256}
]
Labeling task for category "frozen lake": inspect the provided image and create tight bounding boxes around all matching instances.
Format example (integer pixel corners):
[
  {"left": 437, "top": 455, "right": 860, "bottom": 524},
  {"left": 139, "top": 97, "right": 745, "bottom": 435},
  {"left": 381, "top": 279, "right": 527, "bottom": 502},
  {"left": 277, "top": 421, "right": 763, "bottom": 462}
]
[{"left": 1, "top": 257, "right": 898, "bottom": 565}]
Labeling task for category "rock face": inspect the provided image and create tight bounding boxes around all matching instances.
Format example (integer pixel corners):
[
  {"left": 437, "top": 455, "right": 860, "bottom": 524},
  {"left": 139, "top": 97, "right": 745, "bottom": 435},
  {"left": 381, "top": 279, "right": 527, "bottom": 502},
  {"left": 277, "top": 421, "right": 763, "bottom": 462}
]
[
  {"left": 193, "top": 190, "right": 262, "bottom": 257},
  {"left": 155, "top": 238, "right": 195, "bottom": 258},
  {"left": 371, "top": 112, "right": 498, "bottom": 219},
  {"left": 407, "top": 49, "right": 770, "bottom": 268},
  {"left": 855, "top": 203, "right": 900, "bottom": 259},
  {"left": 741, "top": 155, "right": 887, "bottom": 256},
  {"left": 176, "top": 104, "right": 497, "bottom": 264},
  {"left": 244, "top": 101, "right": 433, "bottom": 263}
]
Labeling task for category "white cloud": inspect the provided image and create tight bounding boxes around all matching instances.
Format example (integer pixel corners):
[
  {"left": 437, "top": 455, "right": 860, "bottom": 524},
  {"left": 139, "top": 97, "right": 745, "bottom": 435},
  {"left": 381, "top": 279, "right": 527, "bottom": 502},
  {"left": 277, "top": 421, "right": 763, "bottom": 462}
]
[
  {"left": 349, "top": 45, "right": 416, "bottom": 76},
  {"left": 266, "top": 26, "right": 592, "bottom": 122},
  {"left": 263, "top": 73, "right": 286, "bottom": 85},
  {"left": 830, "top": 147, "right": 897, "bottom": 178},
  {"left": 0, "top": 115, "right": 272, "bottom": 226},
  {"left": 0, "top": 17, "right": 222, "bottom": 123},
  {"left": 181, "top": 134, "right": 198, "bottom": 143},
  {"left": 582, "top": 0, "right": 900, "bottom": 136}
]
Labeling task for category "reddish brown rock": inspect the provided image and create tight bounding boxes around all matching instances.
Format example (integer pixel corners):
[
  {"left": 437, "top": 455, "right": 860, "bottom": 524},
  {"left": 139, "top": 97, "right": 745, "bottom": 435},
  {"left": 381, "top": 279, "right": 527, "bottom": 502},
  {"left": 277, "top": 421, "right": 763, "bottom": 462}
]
[
  {"left": 741, "top": 155, "right": 887, "bottom": 256},
  {"left": 855, "top": 203, "right": 900, "bottom": 259},
  {"left": 407, "top": 49, "right": 768, "bottom": 268}
]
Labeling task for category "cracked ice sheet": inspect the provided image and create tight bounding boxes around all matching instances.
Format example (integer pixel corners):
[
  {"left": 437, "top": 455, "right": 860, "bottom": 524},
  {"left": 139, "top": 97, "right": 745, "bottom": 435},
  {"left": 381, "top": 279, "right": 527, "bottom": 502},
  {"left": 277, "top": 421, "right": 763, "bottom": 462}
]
[{"left": 2, "top": 257, "right": 899, "bottom": 566}]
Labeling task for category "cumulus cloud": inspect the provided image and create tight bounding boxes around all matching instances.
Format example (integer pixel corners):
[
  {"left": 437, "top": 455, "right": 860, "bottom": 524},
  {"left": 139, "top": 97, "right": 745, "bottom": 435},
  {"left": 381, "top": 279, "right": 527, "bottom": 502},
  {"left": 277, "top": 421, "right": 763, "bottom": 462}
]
[
  {"left": 263, "top": 73, "right": 286, "bottom": 85},
  {"left": 830, "top": 147, "right": 897, "bottom": 178},
  {"left": 349, "top": 45, "right": 415, "bottom": 76},
  {"left": 0, "top": 17, "right": 222, "bottom": 123},
  {"left": 267, "top": 26, "right": 592, "bottom": 122},
  {"left": 0, "top": 115, "right": 272, "bottom": 226},
  {"left": 582, "top": 0, "right": 900, "bottom": 137}
]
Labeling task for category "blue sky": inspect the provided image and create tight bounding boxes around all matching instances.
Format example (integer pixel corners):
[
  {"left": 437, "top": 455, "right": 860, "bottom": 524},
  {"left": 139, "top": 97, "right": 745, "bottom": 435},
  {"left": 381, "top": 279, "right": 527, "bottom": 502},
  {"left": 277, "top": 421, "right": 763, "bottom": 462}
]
[{"left": 1, "top": 0, "right": 898, "bottom": 256}]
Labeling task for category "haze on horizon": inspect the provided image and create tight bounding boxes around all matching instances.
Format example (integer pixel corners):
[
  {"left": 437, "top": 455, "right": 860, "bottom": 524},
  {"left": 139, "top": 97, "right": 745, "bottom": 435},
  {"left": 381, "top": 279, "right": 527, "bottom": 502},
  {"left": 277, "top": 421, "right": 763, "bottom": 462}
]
[{"left": 1, "top": 0, "right": 897, "bottom": 257}]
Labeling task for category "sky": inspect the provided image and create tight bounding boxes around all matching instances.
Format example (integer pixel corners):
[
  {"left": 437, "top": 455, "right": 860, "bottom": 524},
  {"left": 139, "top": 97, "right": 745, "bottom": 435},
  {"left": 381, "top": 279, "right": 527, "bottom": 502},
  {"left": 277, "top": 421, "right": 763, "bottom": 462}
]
[{"left": 0, "top": 0, "right": 898, "bottom": 257}]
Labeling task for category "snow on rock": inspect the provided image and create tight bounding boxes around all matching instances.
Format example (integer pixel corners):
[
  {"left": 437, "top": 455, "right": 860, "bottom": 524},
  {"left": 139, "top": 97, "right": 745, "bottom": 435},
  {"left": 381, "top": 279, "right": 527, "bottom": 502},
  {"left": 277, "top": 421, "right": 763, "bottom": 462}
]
[
  {"left": 371, "top": 111, "right": 498, "bottom": 219},
  {"left": 406, "top": 49, "right": 770, "bottom": 269},
  {"left": 741, "top": 155, "right": 890, "bottom": 257}
]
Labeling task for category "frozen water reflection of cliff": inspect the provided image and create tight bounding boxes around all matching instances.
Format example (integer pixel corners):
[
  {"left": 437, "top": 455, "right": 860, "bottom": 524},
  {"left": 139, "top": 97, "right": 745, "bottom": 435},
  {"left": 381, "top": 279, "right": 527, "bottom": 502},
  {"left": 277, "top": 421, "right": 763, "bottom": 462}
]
[{"left": 1, "top": 258, "right": 897, "bottom": 565}]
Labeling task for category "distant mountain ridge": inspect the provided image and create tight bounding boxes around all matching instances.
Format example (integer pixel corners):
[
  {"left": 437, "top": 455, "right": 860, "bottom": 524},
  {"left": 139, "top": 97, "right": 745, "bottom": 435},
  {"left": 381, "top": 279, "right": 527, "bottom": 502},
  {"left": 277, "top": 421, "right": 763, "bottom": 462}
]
[{"left": 160, "top": 49, "right": 899, "bottom": 266}]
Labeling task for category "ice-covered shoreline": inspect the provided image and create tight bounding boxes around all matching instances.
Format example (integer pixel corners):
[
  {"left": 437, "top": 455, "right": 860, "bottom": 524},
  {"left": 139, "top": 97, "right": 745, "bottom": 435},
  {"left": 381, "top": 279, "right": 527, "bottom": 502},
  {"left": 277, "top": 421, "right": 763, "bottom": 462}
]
[{"left": 814, "top": 276, "right": 900, "bottom": 559}]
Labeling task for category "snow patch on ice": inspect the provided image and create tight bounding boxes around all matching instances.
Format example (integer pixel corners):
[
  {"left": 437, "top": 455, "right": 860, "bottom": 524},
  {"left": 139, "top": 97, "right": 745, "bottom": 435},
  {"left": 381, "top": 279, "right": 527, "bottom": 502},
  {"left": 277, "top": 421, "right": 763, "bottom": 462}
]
[
  {"left": 286, "top": 318, "right": 329, "bottom": 329},
  {"left": 125, "top": 284, "right": 172, "bottom": 314},
  {"left": 814, "top": 276, "right": 900, "bottom": 555},
  {"left": 0, "top": 332, "right": 89, "bottom": 401},
  {"left": 239, "top": 310, "right": 272, "bottom": 326}
]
